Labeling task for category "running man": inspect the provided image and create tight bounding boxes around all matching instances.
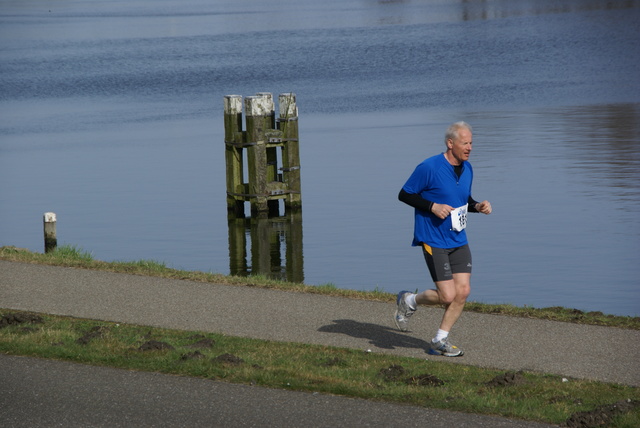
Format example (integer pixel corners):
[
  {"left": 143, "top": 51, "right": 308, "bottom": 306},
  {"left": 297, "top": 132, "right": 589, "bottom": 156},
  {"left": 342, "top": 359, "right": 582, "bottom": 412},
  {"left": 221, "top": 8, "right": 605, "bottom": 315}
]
[{"left": 395, "top": 121, "right": 492, "bottom": 357}]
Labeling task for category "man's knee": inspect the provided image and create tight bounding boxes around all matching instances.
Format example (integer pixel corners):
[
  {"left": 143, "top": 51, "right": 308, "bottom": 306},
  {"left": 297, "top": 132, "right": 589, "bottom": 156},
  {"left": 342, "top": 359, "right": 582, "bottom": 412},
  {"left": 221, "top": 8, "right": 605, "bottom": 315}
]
[
  {"left": 439, "top": 289, "right": 469, "bottom": 305},
  {"left": 457, "top": 286, "right": 471, "bottom": 302},
  {"left": 435, "top": 286, "right": 458, "bottom": 305},
  {"left": 453, "top": 274, "right": 471, "bottom": 301},
  {"left": 439, "top": 294, "right": 455, "bottom": 305}
]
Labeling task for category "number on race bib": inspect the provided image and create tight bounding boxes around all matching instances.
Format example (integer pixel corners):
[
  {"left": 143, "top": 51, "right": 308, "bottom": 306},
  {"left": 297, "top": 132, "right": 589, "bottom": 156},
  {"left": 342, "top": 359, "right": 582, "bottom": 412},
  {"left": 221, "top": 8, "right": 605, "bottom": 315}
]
[{"left": 451, "top": 204, "right": 468, "bottom": 232}]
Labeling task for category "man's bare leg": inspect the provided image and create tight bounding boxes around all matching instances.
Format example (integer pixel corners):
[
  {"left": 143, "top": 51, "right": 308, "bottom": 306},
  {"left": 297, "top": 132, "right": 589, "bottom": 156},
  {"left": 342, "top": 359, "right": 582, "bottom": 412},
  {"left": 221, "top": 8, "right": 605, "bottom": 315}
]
[{"left": 414, "top": 273, "right": 471, "bottom": 332}]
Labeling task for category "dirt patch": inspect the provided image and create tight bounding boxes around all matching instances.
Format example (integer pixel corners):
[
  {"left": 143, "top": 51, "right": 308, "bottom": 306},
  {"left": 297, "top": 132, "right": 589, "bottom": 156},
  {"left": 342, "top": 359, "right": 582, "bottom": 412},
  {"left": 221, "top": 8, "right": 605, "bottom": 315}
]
[
  {"left": 186, "top": 338, "right": 215, "bottom": 349},
  {"left": 0, "top": 312, "right": 44, "bottom": 328},
  {"left": 378, "top": 365, "right": 406, "bottom": 382},
  {"left": 486, "top": 371, "right": 527, "bottom": 387},
  {"left": 378, "top": 365, "right": 444, "bottom": 386},
  {"left": 212, "top": 353, "right": 244, "bottom": 365},
  {"left": 180, "top": 351, "right": 206, "bottom": 361},
  {"left": 320, "top": 357, "right": 347, "bottom": 367},
  {"left": 76, "top": 326, "right": 109, "bottom": 345},
  {"left": 138, "top": 340, "right": 175, "bottom": 351},
  {"left": 405, "top": 374, "right": 444, "bottom": 387},
  {"left": 565, "top": 399, "right": 638, "bottom": 428}
]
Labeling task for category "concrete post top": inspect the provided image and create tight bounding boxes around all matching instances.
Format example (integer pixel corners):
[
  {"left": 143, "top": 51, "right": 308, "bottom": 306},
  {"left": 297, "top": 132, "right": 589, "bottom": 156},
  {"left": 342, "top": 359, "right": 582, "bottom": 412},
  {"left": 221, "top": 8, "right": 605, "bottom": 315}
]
[
  {"left": 224, "top": 95, "right": 243, "bottom": 115},
  {"left": 245, "top": 95, "right": 275, "bottom": 117},
  {"left": 279, "top": 93, "right": 298, "bottom": 118}
]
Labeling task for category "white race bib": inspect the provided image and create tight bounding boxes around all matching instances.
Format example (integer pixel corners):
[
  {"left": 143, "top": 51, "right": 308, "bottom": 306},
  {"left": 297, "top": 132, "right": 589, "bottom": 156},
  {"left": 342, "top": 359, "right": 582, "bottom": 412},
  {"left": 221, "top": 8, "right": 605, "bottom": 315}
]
[{"left": 451, "top": 204, "right": 468, "bottom": 232}]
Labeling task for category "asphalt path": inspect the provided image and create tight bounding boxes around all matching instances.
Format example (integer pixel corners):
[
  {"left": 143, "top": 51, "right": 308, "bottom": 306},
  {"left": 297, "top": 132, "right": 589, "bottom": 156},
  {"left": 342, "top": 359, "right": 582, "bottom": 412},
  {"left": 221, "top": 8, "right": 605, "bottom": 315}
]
[
  {"left": 1, "top": 260, "right": 639, "bottom": 426},
  {"left": 1, "top": 354, "right": 552, "bottom": 428}
]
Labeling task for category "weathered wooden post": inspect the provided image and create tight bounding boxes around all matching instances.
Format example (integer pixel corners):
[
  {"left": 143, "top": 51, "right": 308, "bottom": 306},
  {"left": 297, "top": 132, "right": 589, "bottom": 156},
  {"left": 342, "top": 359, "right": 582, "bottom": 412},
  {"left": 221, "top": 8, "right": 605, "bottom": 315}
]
[
  {"left": 277, "top": 93, "right": 302, "bottom": 213},
  {"left": 245, "top": 94, "right": 274, "bottom": 218},
  {"left": 224, "top": 95, "right": 245, "bottom": 218},
  {"left": 43, "top": 212, "right": 57, "bottom": 253},
  {"left": 257, "top": 92, "right": 280, "bottom": 216}
]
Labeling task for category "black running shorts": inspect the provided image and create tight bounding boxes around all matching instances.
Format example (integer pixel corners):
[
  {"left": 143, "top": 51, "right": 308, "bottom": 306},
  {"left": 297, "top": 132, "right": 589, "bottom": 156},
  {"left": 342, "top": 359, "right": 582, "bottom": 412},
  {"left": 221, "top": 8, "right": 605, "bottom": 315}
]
[{"left": 422, "top": 243, "right": 472, "bottom": 283}]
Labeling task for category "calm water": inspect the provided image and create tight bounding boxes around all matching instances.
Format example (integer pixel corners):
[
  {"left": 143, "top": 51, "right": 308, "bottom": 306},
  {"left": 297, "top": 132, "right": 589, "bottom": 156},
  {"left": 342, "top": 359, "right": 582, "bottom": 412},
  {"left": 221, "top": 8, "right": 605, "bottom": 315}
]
[{"left": 1, "top": 0, "right": 639, "bottom": 316}]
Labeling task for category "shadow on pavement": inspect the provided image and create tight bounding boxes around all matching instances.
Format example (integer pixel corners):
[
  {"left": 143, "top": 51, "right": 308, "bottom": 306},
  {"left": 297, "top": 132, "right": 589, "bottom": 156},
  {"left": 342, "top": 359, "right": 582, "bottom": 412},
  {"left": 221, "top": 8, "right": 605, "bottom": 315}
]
[{"left": 318, "top": 319, "right": 430, "bottom": 352}]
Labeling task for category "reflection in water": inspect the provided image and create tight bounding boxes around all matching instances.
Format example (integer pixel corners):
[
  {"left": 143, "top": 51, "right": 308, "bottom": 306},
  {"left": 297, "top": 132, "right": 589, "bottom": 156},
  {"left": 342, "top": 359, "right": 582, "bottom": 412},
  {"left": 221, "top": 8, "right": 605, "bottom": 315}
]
[
  {"left": 559, "top": 103, "right": 640, "bottom": 201},
  {"left": 368, "top": 0, "right": 639, "bottom": 27},
  {"left": 457, "top": 0, "right": 637, "bottom": 22},
  {"left": 228, "top": 213, "right": 303, "bottom": 283}
]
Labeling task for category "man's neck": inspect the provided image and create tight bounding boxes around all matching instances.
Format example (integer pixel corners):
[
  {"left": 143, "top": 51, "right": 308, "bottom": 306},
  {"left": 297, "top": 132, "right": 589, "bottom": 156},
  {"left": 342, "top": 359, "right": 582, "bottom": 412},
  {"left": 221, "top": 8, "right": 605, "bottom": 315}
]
[{"left": 444, "top": 151, "right": 461, "bottom": 166}]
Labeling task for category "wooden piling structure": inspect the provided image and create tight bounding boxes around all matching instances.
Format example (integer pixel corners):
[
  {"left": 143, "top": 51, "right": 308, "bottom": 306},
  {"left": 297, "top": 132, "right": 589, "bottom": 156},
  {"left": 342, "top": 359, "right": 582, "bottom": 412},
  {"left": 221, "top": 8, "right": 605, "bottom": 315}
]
[
  {"left": 43, "top": 212, "right": 57, "bottom": 253},
  {"left": 224, "top": 92, "right": 301, "bottom": 218}
]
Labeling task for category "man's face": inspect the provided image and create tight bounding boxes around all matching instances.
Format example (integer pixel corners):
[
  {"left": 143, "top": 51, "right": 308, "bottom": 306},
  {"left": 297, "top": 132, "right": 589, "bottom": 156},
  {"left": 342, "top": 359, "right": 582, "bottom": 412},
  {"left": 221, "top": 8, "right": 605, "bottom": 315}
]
[{"left": 448, "top": 128, "right": 472, "bottom": 164}]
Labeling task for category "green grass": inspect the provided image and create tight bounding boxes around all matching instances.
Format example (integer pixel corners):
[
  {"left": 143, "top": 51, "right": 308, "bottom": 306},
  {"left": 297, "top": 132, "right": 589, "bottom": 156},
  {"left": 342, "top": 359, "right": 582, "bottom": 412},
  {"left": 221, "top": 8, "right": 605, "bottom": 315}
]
[
  {"left": 1, "top": 245, "right": 638, "bottom": 330},
  {"left": 1, "top": 310, "right": 638, "bottom": 426}
]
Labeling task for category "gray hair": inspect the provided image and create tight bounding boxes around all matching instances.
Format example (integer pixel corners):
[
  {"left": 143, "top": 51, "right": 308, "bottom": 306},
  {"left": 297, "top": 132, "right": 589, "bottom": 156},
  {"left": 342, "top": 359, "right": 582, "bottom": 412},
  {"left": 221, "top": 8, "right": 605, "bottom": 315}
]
[{"left": 445, "top": 121, "right": 472, "bottom": 144}]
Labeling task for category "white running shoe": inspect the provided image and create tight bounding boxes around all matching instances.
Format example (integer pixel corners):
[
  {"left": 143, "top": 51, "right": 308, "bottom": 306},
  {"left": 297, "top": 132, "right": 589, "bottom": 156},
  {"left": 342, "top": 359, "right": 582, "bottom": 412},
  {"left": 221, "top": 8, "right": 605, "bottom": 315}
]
[{"left": 394, "top": 290, "right": 416, "bottom": 332}]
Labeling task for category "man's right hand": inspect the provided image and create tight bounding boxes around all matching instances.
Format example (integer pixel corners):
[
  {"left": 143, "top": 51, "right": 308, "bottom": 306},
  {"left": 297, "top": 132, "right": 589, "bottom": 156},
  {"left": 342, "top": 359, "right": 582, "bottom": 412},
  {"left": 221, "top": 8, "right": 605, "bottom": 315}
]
[{"left": 431, "top": 203, "right": 455, "bottom": 219}]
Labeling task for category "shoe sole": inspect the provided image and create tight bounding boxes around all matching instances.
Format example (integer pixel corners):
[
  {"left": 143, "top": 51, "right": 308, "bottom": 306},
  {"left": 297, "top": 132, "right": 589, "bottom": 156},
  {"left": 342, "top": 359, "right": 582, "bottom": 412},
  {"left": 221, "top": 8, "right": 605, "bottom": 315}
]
[{"left": 427, "top": 349, "right": 464, "bottom": 357}]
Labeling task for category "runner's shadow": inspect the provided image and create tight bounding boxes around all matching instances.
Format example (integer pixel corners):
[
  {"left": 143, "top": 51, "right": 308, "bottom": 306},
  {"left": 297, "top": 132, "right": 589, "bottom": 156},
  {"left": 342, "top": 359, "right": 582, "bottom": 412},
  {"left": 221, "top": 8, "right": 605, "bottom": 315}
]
[{"left": 318, "top": 319, "right": 429, "bottom": 351}]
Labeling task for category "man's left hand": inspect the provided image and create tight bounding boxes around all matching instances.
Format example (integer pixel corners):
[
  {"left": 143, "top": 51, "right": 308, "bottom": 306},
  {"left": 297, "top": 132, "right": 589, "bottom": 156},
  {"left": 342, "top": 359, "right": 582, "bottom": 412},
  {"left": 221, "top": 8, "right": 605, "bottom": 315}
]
[{"left": 475, "top": 201, "right": 492, "bottom": 214}]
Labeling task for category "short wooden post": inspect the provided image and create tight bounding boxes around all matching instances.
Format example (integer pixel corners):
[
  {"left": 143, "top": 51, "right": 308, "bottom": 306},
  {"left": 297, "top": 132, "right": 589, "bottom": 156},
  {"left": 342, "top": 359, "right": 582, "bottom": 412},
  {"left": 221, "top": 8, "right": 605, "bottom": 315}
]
[{"left": 43, "top": 212, "right": 57, "bottom": 253}]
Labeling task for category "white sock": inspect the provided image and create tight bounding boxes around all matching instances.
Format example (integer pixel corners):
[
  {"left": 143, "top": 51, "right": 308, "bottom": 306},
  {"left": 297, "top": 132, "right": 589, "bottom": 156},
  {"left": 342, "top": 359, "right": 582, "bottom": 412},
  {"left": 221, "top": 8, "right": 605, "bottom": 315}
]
[
  {"left": 433, "top": 329, "right": 449, "bottom": 343},
  {"left": 405, "top": 293, "right": 417, "bottom": 309}
]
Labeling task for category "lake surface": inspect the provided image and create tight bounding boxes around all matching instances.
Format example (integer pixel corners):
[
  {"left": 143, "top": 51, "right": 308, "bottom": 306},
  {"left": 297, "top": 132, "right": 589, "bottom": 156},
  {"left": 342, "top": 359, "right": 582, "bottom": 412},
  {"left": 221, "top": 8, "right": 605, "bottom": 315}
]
[{"left": 1, "top": 0, "right": 639, "bottom": 316}]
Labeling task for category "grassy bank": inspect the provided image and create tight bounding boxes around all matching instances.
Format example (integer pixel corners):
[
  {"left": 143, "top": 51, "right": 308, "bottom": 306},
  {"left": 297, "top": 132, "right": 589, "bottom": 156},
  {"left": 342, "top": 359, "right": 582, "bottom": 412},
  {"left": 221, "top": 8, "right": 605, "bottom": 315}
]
[
  {"left": 1, "top": 245, "right": 639, "bottom": 425},
  {"left": 1, "top": 310, "right": 638, "bottom": 426},
  {"left": 1, "top": 245, "right": 639, "bottom": 330}
]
